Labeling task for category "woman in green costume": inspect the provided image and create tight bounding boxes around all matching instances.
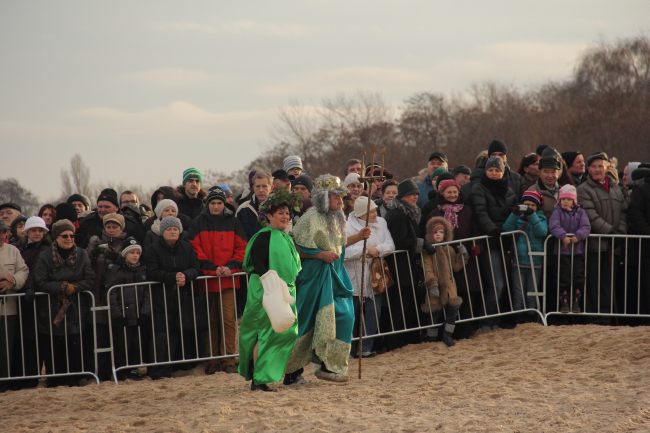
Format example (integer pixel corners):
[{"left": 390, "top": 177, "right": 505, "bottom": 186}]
[{"left": 238, "top": 190, "right": 302, "bottom": 391}]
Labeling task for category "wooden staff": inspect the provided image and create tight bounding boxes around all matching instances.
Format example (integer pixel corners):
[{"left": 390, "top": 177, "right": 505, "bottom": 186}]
[{"left": 357, "top": 145, "right": 385, "bottom": 379}]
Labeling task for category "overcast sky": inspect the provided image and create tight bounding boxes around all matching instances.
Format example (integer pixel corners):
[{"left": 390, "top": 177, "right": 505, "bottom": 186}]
[{"left": 1, "top": 0, "right": 648, "bottom": 202}]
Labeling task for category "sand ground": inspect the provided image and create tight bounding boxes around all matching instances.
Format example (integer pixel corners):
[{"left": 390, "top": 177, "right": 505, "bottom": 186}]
[{"left": 1, "top": 323, "right": 649, "bottom": 433}]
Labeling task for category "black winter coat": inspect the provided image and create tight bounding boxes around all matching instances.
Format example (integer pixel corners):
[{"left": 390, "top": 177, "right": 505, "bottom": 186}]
[
  {"left": 105, "top": 260, "right": 150, "bottom": 326},
  {"left": 143, "top": 237, "right": 206, "bottom": 332},
  {"left": 470, "top": 177, "right": 517, "bottom": 236},
  {"left": 33, "top": 246, "right": 95, "bottom": 336}
]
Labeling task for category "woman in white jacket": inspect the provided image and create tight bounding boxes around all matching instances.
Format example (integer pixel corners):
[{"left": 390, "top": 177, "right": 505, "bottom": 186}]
[{"left": 345, "top": 196, "right": 395, "bottom": 357}]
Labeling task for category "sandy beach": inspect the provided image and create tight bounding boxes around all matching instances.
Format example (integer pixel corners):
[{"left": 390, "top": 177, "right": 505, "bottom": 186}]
[{"left": 2, "top": 323, "right": 649, "bottom": 433}]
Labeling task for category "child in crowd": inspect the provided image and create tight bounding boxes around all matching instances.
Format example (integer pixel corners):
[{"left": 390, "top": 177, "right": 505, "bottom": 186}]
[
  {"left": 106, "top": 237, "right": 150, "bottom": 380},
  {"left": 502, "top": 190, "right": 548, "bottom": 311},
  {"left": 420, "top": 217, "right": 469, "bottom": 347},
  {"left": 548, "top": 185, "right": 591, "bottom": 313}
]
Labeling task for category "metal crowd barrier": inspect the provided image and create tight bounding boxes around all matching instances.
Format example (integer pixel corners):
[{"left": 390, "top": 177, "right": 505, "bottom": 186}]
[
  {"left": 543, "top": 233, "right": 650, "bottom": 321},
  {"left": 104, "top": 273, "right": 246, "bottom": 383},
  {"left": 0, "top": 290, "right": 99, "bottom": 386}
]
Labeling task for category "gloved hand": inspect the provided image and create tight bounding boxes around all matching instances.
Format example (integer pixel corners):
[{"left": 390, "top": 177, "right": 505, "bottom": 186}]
[
  {"left": 24, "top": 287, "right": 35, "bottom": 303},
  {"left": 65, "top": 283, "right": 77, "bottom": 296},
  {"left": 471, "top": 244, "right": 482, "bottom": 256},
  {"left": 457, "top": 244, "right": 468, "bottom": 257},
  {"left": 423, "top": 242, "right": 437, "bottom": 254},
  {"left": 428, "top": 284, "right": 440, "bottom": 298},
  {"left": 524, "top": 207, "right": 534, "bottom": 216}
]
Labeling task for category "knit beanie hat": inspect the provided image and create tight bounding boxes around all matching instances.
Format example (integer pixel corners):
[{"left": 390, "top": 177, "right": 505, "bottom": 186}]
[
  {"left": 102, "top": 212, "right": 125, "bottom": 229},
  {"left": 521, "top": 190, "right": 543, "bottom": 207},
  {"left": 24, "top": 216, "right": 49, "bottom": 233},
  {"left": 205, "top": 186, "right": 227, "bottom": 204},
  {"left": 97, "top": 189, "right": 119, "bottom": 208},
  {"left": 437, "top": 179, "right": 460, "bottom": 193},
  {"left": 0, "top": 203, "right": 21, "bottom": 213},
  {"left": 343, "top": 173, "right": 362, "bottom": 188},
  {"left": 51, "top": 219, "right": 75, "bottom": 239},
  {"left": 431, "top": 167, "right": 448, "bottom": 179},
  {"left": 561, "top": 151, "right": 581, "bottom": 168},
  {"left": 539, "top": 156, "right": 561, "bottom": 170},
  {"left": 352, "top": 196, "right": 377, "bottom": 218},
  {"left": 159, "top": 216, "right": 183, "bottom": 234},
  {"left": 54, "top": 203, "right": 78, "bottom": 223},
  {"left": 535, "top": 144, "right": 549, "bottom": 156},
  {"left": 66, "top": 193, "right": 91, "bottom": 209},
  {"left": 397, "top": 179, "right": 419, "bottom": 198},
  {"left": 586, "top": 152, "right": 609, "bottom": 167},
  {"left": 272, "top": 169, "right": 290, "bottom": 182},
  {"left": 488, "top": 140, "right": 508, "bottom": 155},
  {"left": 154, "top": 199, "right": 178, "bottom": 219},
  {"left": 452, "top": 165, "right": 471, "bottom": 176},
  {"left": 182, "top": 167, "right": 204, "bottom": 185},
  {"left": 283, "top": 155, "right": 303, "bottom": 172},
  {"left": 293, "top": 175, "right": 314, "bottom": 192},
  {"left": 485, "top": 156, "right": 505, "bottom": 172},
  {"left": 558, "top": 184, "right": 578, "bottom": 203},
  {"left": 121, "top": 237, "right": 142, "bottom": 257}
]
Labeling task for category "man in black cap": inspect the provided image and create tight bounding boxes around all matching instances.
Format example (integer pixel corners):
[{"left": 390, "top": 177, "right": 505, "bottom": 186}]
[
  {"left": 452, "top": 165, "right": 471, "bottom": 187},
  {"left": 527, "top": 156, "right": 563, "bottom": 219},
  {"left": 417, "top": 151, "right": 448, "bottom": 208},
  {"left": 577, "top": 152, "right": 627, "bottom": 315},
  {"left": 487, "top": 139, "right": 523, "bottom": 196}
]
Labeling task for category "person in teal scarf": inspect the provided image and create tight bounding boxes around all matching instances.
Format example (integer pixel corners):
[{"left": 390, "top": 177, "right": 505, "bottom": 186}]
[
  {"left": 238, "top": 189, "right": 303, "bottom": 391},
  {"left": 284, "top": 174, "right": 370, "bottom": 384}
]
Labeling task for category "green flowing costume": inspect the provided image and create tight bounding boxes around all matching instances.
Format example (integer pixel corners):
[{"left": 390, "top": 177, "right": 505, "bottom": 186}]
[
  {"left": 285, "top": 207, "right": 355, "bottom": 376},
  {"left": 238, "top": 227, "right": 301, "bottom": 384}
]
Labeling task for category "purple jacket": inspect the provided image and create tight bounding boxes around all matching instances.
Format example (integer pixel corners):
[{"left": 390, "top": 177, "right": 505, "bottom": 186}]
[{"left": 548, "top": 205, "right": 591, "bottom": 255}]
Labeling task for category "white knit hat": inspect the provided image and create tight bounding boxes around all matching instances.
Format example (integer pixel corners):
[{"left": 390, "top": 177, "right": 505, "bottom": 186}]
[
  {"left": 352, "top": 196, "right": 377, "bottom": 218},
  {"left": 24, "top": 216, "right": 49, "bottom": 232},
  {"left": 283, "top": 155, "right": 303, "bottom": 172},
  {"left": 343, "top": 173, "right": 362, "bottom": 188},
  {"left": 155, "top": 199, "right": 178, "bottom": 218}
]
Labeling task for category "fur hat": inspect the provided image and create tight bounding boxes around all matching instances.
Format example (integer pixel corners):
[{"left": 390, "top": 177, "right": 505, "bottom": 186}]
[
  {"left": 51, "top": 219, "right": 75, "bottom": 239},
  {"left": 182, "top": 167, "right": 203, "bottom": 185},
  {"left": 488, "top": 140, "right": 508, "bottom": 155},
  {"left": 558, "top": 184, "right": 578, "bottom": 203},
  {"left": 485, "top": 156, "right": 505, "bottom": 172},
  {"left": 352, "top": 196, "right": 377, "bottom": 218},
  {"left": 283, "top": 155, "right": 303, "bottom": 172},
  {"left": 154, "top": 199, "right": 178, "bottom": 218},
  {"left": 425, "top": 216, "right": 453, "bottom": 243},
  {"left": 24, "top": 216, "right": 49, "bottom": 233},
  {"left": 521, "top": 190, "right": 543, "bottom": 208},
  {"left": 121, "top": 237, "right": 142, "bottom": 257},
  {"left": 102, "top": 213, "right": 125, "bottom": 229},
  {"left": 397, "top": 179, "right": 419, "bottom": 199},
  {"left": 159, "top": 216, "right": 183, "bottom": 234}
]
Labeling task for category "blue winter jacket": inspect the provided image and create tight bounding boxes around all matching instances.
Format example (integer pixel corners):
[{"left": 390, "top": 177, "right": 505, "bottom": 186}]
[{"left": 502, "top": 210, "right": 548, "bottom": 266}]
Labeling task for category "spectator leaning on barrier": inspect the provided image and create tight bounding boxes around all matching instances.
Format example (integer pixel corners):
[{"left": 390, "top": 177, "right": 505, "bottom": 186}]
[
  {"left": 430, "top": 179, "right": 475, "bottom": 241},
  {"left": 143, "top": 216, "right": 200, "bottom": 380},
  {"left": 33, "top": 219, "right": 95, "bottom": 387},
  {"left": 417, "top": 152, "right": 448, "bottom": 208},
  {"left": 177, "top": 168, "right": 206, "bottom": 220},
  {"left": 188, "top": 186, "right": 247, "bottom": 375},
  {"left": 420, "top": 216, "right": 469, "bottom": 347},
  {"left": 14, "top": 216, "right": 51, "bottom": 388},
  {"left": 344, "top": 196, "right": 395, "bottom": 358},
  {"left": 502, "top": 190, "right": 548, "bottom": 312},
  {"left": 577, "top": 152, "right": 627, "bottom": 314},
  {"left": 0, "top": 220, "right": 29, "bottom": 387},
  {"left": 384, "top": 179, "right": 425, "bottom": 348},
  {"left": 105, "top": 237, "right": 150, "bottom": 380},
  {"left": 628, "top": 163, "right": 650, "bottom": 313},
  {"left": 549, "top": 185, "right": 591, "bottom": 313},
  {"left": 420, "top": 171, "right": 454, "bottom": 235}
]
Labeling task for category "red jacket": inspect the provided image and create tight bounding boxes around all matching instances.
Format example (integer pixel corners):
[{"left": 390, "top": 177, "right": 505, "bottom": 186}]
[{"left": 187, "top": 209, "right": 248, "bottom": 292}]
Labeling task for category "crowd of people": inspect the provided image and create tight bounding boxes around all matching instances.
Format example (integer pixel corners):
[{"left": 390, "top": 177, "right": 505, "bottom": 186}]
[{"left": 1, "top": 139, "right": 649, "bottom": 391}]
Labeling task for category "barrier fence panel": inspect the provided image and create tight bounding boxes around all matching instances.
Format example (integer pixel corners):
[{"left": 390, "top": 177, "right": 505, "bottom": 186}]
[
  {"left": 543, "top": 233, "right": 650, "bottom": 321},
  {"left": 0, "top": 290, "right": 99, "bottom": 387},
  {"left": 106, "top": 273, "right": 246, "bottom": 383}
]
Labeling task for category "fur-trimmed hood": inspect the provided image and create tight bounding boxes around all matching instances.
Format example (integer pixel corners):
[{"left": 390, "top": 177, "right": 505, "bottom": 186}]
[{"left": 426, "top": 216, "right": 454, "bottom": 243}]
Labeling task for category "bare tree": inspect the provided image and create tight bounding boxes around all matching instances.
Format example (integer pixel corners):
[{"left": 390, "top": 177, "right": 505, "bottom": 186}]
[
  {"left": 0, "top": 178, "right": 39, "bottom": 215},
  {"left": 61, "top": 154, "right": 92, "bottom": 198}
]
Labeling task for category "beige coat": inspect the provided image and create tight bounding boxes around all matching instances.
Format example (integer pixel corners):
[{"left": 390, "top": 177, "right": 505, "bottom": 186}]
[
  {"left": 421, "top": 217, "right": 468, "bottom": 313},
  {"left": 0, "top": 242, "right": 28, "bottom": 316}
]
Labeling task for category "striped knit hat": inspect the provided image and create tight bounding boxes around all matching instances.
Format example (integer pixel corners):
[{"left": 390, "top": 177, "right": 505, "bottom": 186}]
[
  {"left": 520, "top": 190, "right": 543, "bottom": 207},
  {"left": 182, "top": 167, "right": 203, "bottom": 185}
]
